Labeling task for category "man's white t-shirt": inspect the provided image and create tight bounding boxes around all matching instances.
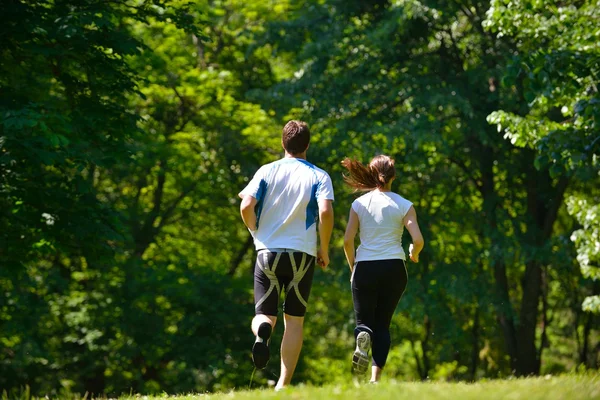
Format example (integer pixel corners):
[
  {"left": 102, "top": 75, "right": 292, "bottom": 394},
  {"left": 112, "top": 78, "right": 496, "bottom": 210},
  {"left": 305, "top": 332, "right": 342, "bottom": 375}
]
[
  {"left": 239, "top": 157, "right": 334, "bottom": 257},
  {"left": 352, "top": 190, "right": 413, "bottom": 262}
]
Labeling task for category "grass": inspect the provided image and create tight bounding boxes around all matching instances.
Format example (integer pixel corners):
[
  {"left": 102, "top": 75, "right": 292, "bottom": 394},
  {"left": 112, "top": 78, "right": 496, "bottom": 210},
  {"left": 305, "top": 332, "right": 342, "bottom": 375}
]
[{"left": 118, "top": 374, "right": 600, "bottom": 400}]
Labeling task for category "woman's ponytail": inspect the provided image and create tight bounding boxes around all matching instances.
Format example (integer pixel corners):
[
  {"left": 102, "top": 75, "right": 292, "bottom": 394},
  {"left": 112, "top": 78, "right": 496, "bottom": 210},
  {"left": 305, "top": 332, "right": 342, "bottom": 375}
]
[{"left": 342, "top": 155, "right": 395, "bottom": 191}]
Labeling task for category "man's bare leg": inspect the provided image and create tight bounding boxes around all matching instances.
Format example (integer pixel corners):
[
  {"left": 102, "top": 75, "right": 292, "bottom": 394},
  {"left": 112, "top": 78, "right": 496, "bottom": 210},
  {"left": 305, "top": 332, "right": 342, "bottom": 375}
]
[
  {"left": 251, "top": 314, "right": 277, "bottom": 369},
  {"left": 275, "top": 313, "right": 304, "bottom": 390},
  {"left": 252, "top": 314, "right": 277, "bottom": 335}
]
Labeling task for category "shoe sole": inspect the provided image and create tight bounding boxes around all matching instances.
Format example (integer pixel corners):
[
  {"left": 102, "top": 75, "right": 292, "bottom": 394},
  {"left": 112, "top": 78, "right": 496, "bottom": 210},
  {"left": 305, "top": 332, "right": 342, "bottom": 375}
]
[
  {"left": 252, "top": 322, "right": 272, "bottom": 369},
  {"left": 352, "top": 331, "right": 371, "bottom": 375}
]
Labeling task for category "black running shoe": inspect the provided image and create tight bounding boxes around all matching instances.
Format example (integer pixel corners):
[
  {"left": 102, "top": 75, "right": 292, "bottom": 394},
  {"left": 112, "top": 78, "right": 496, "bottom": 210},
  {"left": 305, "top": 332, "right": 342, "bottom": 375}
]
[
  {"left": 352, "top": 331, "right": 371, "bottom": 375},
  {"left": 252, "top": 322, "right": 272, "bottom": 369}
]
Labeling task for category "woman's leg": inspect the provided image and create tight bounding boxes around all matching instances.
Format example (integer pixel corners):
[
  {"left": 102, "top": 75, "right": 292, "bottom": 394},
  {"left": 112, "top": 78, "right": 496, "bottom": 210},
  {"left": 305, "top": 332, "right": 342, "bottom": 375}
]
[
  {"left": 352, "top": 261, "right": 379, "bottom": 336},
  {"left": 351, "top": 261, "right": 378, "bottom": 374},
  {"left": 370, "top": 260, "right": 408, "bottom": 381}
]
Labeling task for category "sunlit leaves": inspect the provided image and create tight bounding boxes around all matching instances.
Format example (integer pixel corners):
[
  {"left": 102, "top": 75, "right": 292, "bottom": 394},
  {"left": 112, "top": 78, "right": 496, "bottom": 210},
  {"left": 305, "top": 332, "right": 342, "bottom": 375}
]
[
  {"left": 567, "top": 196, "right": 600, "bottom": 282},
  {"left": 582, "top": 295, "right": 600, "bottom": 314},
  {"left": 485, "top": 0, "right": 600, "bottom": 177}
]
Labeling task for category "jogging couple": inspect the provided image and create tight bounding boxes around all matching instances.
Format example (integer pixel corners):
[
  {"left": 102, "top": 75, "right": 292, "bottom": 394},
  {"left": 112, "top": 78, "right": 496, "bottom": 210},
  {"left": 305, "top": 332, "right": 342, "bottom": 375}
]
[{"left": 239, "top": 120, "right": 424, "bottom": 389}]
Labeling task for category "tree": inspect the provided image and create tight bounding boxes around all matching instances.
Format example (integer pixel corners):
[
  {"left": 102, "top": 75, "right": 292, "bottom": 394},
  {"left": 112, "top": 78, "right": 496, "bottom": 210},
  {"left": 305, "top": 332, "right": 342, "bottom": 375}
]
[
  {"left": 484, "top": 0, "right": 600, "bottom": 314},
  {"left": 0, "top": 0, "right": 203, "bottom": 394}
]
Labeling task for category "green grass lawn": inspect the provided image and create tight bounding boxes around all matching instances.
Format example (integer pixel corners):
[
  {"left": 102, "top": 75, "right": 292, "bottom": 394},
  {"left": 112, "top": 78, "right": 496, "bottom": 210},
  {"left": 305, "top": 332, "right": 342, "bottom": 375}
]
[{"left": 120, "top": 374, "right": 600, "bottom": 400}]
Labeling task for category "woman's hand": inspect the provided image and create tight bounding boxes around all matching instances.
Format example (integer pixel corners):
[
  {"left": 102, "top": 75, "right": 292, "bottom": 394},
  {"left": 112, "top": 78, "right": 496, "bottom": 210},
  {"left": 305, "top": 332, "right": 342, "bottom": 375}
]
[
  {"left": 409, "top": 244, "right": 419, "bottom": 263},
  {"left": 404, "top": 206, "right": 424, "bottom": 263}
]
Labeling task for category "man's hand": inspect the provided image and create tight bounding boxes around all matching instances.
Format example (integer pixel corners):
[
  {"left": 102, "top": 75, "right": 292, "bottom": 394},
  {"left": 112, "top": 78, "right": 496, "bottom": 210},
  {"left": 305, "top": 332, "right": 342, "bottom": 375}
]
[{"left": 317, "top": 248, "right": 330, "bottom": 268}]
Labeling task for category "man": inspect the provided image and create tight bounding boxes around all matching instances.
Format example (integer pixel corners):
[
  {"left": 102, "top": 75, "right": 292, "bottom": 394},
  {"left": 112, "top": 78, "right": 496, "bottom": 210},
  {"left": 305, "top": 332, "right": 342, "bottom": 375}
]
[{"left": 239, "top": 120, "right": 334, "bottom": 390}]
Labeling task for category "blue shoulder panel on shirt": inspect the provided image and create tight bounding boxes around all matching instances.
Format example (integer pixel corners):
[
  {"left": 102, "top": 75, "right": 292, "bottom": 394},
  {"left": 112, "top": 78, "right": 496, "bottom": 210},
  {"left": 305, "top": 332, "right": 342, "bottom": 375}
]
[
  {"left": 255, "top": 178, "right": 267, "bottom": 228},
  {"left": 306, "top": 182, "right": 319, "bottom": 230},
  {"left": 295, "top": 158, "right": 316, "bottom": 169}
]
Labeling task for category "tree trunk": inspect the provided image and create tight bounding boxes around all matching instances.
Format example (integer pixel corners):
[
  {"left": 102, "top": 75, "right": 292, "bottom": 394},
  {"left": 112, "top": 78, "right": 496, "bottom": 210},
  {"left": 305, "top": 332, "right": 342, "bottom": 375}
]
[
  {"left": 581, "top": 281, "right": 599, "bottom": 366},
  {"left": 470, "top": 307, "right": 480, "bottom": 380},
  {"left": 537, "top": 267, "right": 550, "bottom": 372},
  {"left": 581, "top": 313, "right": 593, "bottom": 366},
  {"left": 228, "top": 234, "right": 253, "bottom": 276},
  {"left": 493, "top": 260, "right": 519, "bottom": 371},
  {"left": 515, "top": 260, "right": 542, "bottom": 375},
  {"left": 480, "top": 146, "right": 519, "bottom": 371},
  {"left": 514, "top": 159, "right": 569, "bottom": 376},
  {"left": 411, "top": 340, "right": 425, "bottom": 380},
  {"left": 84, "top": 368, "right": 106, "bottom": 397},
  {"left": 421, "top": 315, "right": 431, "bottom": 380}
]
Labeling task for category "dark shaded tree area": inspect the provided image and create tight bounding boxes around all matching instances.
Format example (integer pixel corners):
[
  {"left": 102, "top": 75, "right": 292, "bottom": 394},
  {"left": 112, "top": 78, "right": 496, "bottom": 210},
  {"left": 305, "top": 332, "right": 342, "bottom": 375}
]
[{"left": 1, "top": 0, "right": 598, "bottom": 396}]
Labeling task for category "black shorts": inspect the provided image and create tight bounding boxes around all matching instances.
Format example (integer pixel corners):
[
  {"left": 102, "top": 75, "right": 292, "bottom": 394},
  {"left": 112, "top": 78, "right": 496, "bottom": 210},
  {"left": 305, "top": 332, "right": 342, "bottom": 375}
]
[{"left": 254, "top": 249, "right": 316, "bottom": 317}]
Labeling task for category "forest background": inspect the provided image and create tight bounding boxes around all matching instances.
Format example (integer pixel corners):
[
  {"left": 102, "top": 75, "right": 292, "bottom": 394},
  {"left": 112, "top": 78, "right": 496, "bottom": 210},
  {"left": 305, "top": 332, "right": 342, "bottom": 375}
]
[{"left": 1, "top": 0, "right": 599, "bottom": 396}]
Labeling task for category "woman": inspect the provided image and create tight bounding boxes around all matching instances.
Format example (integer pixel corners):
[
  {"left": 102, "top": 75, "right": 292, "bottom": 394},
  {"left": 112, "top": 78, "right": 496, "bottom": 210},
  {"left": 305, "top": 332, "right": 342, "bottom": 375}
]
[{"left": 342, "top": 155, "right": 424, "bottom": 383}]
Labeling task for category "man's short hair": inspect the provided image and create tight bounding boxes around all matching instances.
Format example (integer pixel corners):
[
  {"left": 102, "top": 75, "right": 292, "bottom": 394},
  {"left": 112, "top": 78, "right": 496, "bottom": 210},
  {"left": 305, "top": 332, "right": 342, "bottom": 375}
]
[{"left": 282, "top": 120, "right": 310, "bottom": 155}]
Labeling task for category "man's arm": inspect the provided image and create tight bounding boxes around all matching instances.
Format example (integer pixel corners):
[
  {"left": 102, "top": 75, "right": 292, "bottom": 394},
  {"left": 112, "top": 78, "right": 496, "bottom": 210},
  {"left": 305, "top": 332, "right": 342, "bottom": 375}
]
[
  {"left": 240, "top": 194, "right": 258, "bottom": 231},
  {"left": 403, "top": 206, "right": 424, "bottom": 262},
  {"left": 343, "top": 208, "right": 359, "bottom": 272},
  {"left": 317, "top": 199, "right": 334, "bottom": 268}
]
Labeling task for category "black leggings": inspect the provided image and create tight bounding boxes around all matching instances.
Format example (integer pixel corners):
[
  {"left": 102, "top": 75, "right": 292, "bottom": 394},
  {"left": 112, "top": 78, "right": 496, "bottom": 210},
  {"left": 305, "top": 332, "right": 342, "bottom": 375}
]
[{"left": 351, "top": 258, "right": 408, "bottom": 368}]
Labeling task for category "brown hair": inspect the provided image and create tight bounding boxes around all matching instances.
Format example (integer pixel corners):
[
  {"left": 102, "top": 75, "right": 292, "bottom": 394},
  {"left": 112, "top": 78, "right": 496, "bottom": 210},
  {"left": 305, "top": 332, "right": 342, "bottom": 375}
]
[
  {"left": 341, "top": 155, "right": 396, "bottom": 191},
  {"left": 282, "top": 120, "right": 310, "bottom": 155}
]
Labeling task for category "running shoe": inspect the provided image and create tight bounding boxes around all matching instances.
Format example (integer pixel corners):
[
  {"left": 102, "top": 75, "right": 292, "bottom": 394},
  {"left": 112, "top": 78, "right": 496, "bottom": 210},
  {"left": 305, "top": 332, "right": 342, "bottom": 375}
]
[
  {"left": 252, "top": 322, "right": 272, "bottom": 369},
  {"left": 352, "top": 331, "right": 371, "bottom": 375}
]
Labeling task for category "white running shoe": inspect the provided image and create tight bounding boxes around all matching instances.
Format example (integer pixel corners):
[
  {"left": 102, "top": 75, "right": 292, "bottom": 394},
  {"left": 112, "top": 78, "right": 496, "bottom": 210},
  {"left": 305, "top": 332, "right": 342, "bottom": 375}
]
[{"left": 352, "top": 331, "right": 371, "bottom": 375}]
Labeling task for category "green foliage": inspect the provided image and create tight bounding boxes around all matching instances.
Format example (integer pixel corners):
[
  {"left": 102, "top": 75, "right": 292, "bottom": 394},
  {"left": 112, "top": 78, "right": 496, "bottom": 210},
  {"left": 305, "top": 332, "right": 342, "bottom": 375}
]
[
  {"left": 484, "top": 0, "right": 600, "bottom": 314},
  {"left": 1, "top": 0, "right": 294, "bottom": 396},
  {"left": 485, "top": 0, "right": 600, "bottom": 178},
  {"left": 1, "top": 0, "right": 599, "bottom": 396},
  {"left": 582, "top": 296, "right": 600, "bottom": 314},
  {"left": 568, "top": 197, "right": 600, "bottom": 282},
  {"left": 568, "top": 196, "right": 600, "bottom": 314}
]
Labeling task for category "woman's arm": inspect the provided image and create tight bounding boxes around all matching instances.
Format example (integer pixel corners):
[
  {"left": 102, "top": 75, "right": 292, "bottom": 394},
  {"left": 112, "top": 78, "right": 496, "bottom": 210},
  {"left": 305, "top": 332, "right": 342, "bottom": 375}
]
[
  {"left": 403, "top": 206, "right": 424, "bottom": 262},
  {"left": 343, "top": 208, "right": 359, "bottom": 271}
]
